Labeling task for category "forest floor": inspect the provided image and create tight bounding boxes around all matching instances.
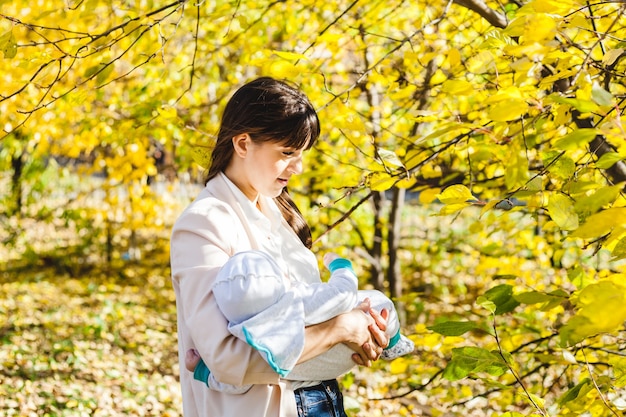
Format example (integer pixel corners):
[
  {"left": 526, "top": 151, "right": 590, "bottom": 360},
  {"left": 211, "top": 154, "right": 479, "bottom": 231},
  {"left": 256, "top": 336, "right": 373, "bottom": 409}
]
[{"left": 0, "top": 248, "right": 438, "bottom": 417}]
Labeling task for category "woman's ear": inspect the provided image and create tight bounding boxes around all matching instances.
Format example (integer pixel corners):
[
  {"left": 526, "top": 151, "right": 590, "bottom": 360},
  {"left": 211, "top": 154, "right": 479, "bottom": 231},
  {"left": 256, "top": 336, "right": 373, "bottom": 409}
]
[{"left": 232, "top": 133, "right": 250, "bottom": 158}]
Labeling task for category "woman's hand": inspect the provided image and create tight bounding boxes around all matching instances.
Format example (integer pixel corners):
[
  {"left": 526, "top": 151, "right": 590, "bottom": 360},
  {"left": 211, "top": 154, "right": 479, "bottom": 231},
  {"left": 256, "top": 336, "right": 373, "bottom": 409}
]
[{"left": 339, "top": 298, "right": 389, "bottom": 367}]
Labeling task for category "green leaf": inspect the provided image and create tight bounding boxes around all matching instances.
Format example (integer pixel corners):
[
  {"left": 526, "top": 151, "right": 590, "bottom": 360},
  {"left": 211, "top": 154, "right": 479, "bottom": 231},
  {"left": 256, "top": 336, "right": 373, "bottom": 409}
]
[
  {"left": 591, "top": 82, "right": 613, "bottom": 106},
  {"left": 477, "top": 297, "right": 497, "bottom": 314},
  {"left": 568, "top": 266, "right": 594, "bottom": 290},
  {"left": 427, "top": 320, "right": 482, "bottom": 337},
  {"left": 515, "top": 290, "right": 568, "bottom": 311},
  {"left": 558, "top": 378, "right": 591, "bottom": 405},
  {"left": 480, "top": 284, "right": 520, "bottom": 315},
  {"left": 549, "top": 94, "right": 598, "bottom": 113},
  {"left": 542, "top": 151, "right": 575, "bottom": 179},
  {"left": 574, "top": 183, "right": 623, "bottom": 215},
  {"left": 554, "top": 128, "right": 598, "bottom": 151},
  {"left": 547, "top": 193, "right": 578, "bottom": 231},
  {"left": 595, "top": 152, "right": 622, "bottom": 169},
  {"left": 442, "top": 347, "right": 508, "bottom": 381},
  {"left": 611, "top": 237, "right": 626, "bottom": 261}
]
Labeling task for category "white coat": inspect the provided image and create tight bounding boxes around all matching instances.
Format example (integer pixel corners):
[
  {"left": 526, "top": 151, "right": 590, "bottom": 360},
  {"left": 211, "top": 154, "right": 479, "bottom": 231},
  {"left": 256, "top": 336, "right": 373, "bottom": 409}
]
[{"left": 170, "top": 172, "right": 320, "bottom": 417}]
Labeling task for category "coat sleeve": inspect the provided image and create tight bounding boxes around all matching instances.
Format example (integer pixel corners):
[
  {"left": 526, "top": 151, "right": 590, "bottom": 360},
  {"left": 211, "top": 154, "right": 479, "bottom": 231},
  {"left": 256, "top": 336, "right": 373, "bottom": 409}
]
[{"left": 170, "top": 201, "right": 281, "bottom": 387}]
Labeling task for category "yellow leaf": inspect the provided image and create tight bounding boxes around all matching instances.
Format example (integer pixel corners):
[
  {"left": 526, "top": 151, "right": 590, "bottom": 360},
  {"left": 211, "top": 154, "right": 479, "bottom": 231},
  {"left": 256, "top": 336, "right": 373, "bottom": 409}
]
[
  {"left": 467, "top": 51, "right": 495, "bottom": 74},
  {"left": 603, "top": 48, "right": 625, "bottom": 66},
  {"left": 159, "top": 106, "right": 178, "bottom": 120},
  {"left": 437, "top": 184, "right": 476, "bottom": 204},
  {"left": 524, "top": 14, "right": 557, "bottom": 42},
  {"left": 570, "top": 208, "right": 626, "bottom": 239},
  {"left": 441, "top": 79, "right": 474, "bottom": 95},
  {"left": 485, "top": 87, "right": 529, "bottom": 121},
  {"left": 376, "top": 148, "right": 404, "bottom": 169},
  {"left": 447, "top": 48, "right": 461, "bottom": 68},
  {"left": 395, "top": 176, "right": 416, "bottom": 189},
  {"left": 553, "top": 128, "right": 598, "bottom": 151},
  {"left": 272, "top": 50, "right": 308, "bottom": 61},
  {"left": 547, "top": 193, "right": 578, "bottom": 231},
  {"left": 560, "top": 278, "right": 626, "bottom": 345},
  {"left": 267, "top": 59, "right": 300, "bottom": 79},
  {"left": 191, "top": 146, "right": 213, "bottom": 169},
  {"left": 438, "top": 202, "right": 472, "bottom": 215},
  {"left": 530, "top": 0, "right": 575, "bottom": 14},
  {"left": 368, "top": 172, "right": 396, "bottom": 191},
  {"left": 419, "top": 188, "right": 441, "bottom": 204},
  {"left": 389, "top": 357, "right": 410, "bottom": 374},
  {"left": 0, "top": 30, "right": 17, "bottom": 59},
  {"left": 487, "top": 98, "right": 528, "bottom": 121},
  {"left": 479, "top": 200, "right": 499, "bottom": 218}
]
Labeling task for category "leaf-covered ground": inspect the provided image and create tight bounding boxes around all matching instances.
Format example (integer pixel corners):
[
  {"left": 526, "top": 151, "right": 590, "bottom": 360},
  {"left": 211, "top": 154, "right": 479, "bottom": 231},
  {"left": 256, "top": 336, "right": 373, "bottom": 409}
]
[
  {"left": 0, "top": 256, "right": 183, "bottom": 416},
  {"left": 0, "top": 258, "right": 428, "bottom": 417},
  {"left": 0, "top": 253, "right": 525, "bottom": 417}
]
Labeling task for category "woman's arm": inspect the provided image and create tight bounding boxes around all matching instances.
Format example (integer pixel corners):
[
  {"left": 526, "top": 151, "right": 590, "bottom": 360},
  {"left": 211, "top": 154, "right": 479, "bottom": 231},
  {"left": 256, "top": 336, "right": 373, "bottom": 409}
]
[{"left": 299, "top": 299, "right": 389, "bottom": 367}]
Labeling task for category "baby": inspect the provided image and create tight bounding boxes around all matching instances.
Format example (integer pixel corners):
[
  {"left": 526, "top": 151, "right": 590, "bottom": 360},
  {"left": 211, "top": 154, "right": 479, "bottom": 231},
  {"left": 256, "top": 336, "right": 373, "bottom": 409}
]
[{"left": 186, "top": 250, "right": 414, "bottom": 393}]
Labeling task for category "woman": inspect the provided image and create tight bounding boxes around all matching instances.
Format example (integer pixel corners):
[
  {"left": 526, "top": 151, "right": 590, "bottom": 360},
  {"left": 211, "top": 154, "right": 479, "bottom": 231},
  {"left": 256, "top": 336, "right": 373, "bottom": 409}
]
[{"left": 170, "top": 77, "right": 389, "bottom": 417}]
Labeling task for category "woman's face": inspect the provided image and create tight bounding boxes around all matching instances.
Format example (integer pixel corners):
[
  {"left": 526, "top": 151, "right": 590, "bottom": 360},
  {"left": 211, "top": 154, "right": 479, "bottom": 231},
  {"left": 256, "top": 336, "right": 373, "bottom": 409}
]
[{"left": 237, "top": 138, "right": 306, "bottom": 200}]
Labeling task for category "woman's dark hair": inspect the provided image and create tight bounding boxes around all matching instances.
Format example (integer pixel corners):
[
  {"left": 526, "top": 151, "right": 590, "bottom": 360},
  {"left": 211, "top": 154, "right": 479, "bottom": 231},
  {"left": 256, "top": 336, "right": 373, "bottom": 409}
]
[{"left": 206, "top": 77, "right": 321, "bottom": 248}]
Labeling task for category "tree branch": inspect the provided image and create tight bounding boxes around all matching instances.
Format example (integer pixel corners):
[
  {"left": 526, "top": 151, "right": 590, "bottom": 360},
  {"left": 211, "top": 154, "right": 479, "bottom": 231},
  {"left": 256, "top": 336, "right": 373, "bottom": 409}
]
[{"left": 452, "top": 0, "right": 508, "bottom": 29}]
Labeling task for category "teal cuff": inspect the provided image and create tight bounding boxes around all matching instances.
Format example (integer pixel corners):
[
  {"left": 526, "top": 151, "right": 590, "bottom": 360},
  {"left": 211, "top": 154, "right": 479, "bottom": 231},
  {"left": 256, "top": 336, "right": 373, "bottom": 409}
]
[
  {"left": 386, "top": 330, "right": 401, "bottom": 349},
  {"left": 328, "top": 258, "right": 353, "bottom": 273},
  {"left": 193, "top": 358, "right": 211, "bottom": 387}
]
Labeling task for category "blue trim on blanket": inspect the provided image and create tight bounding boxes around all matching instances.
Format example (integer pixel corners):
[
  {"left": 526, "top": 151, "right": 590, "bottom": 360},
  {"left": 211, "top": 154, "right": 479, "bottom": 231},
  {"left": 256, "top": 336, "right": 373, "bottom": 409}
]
[{"left": 242, "top": 327, "right": 290, "bottom": 377}]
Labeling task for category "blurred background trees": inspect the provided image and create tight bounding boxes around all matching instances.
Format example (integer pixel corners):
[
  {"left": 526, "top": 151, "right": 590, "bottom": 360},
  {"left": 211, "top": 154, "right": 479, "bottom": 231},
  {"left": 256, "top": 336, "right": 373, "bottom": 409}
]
[{"left": 2, "top": 1, "right": 626, "bottom": 415}]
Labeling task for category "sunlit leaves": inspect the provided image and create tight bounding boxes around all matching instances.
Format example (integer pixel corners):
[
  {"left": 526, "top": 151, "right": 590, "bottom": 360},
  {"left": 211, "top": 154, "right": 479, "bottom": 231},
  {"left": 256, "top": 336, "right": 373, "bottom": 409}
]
[
  {"left": 570, "top": 208, "right": 626, "bottom": 239},
  {"left": 485, "top": 87, "right": 529, "bottom": 122},
  {"left": 547, "top": 193, "right": 578, "bottom": 231},
  {"left": 559, "top": 277, "right": 626, "bottom": 346},
  {"left": 436, "top": 184, "right": 477, "bottom": 215},
  {"left": 595, "top": 152, "right": 622, "bottom": 169},
  {"left": 0, "top": 30, "right": 16, "bottom": 58},
  {"left": 554, "top": 128, "right": 598, "bottom": 151}
]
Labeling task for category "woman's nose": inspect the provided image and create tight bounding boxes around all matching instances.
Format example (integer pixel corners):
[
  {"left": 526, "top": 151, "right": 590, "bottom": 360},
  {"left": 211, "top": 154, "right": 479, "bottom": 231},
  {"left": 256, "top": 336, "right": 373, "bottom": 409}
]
[{"left": 290, "top": 156, "right": 303, "bottom": 175}]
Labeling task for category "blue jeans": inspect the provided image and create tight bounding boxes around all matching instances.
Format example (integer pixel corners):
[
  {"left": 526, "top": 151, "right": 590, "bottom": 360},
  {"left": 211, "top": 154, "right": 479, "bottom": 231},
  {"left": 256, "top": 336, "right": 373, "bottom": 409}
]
[{"left": 294, "top": 379, "right": 348, "bottom": 417}]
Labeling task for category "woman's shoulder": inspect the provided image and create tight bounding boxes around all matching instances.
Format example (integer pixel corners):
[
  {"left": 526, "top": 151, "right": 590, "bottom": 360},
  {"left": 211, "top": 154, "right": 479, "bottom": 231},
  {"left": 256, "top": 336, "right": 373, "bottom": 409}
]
[{"left": 175, "top": 188, "right": 238, "bottom": 227}]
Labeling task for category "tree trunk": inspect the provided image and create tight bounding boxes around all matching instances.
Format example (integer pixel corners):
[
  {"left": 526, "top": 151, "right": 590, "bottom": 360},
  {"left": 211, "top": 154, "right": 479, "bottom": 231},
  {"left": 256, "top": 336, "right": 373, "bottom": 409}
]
[
  {"left": 387, "top": 186, "right": 406, "bottom": 325},
  {"left": 10, "top": 152, "right": 24, "bottom": 217},
  {"left": 369, "top": 190, "right": 385, "bottom": 290}
]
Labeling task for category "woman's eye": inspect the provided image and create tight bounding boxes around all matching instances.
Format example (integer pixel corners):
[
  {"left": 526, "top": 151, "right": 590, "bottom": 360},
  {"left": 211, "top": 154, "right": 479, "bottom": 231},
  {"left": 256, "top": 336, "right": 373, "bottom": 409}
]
[{"left": 283, "top": 151, "right": 295, "bottom": 156}]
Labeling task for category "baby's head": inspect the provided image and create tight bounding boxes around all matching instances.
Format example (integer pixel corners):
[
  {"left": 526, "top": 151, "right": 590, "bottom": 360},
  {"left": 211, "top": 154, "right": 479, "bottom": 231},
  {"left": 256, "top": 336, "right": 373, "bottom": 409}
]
[{"left": 213, "top": 250, "right": 287, "bottom": 324}]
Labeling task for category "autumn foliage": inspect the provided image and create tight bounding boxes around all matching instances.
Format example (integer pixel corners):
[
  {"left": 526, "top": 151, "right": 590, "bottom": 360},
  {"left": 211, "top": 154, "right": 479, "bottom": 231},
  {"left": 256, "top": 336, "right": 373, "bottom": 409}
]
[{"left": 2, "top": 1, "right": 626, "bottom": 416}]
